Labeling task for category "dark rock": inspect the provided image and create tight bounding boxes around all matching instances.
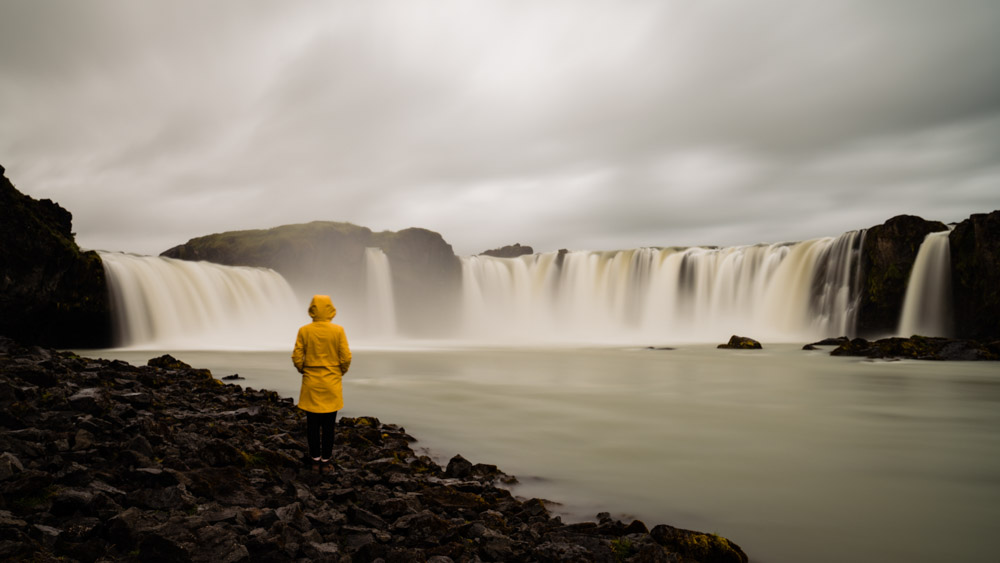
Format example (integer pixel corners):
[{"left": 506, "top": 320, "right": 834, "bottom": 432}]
[
  {"left": 830, "top": 336, "right": 998, "bottom": 361},
  {"left": 949, "top": 210, "right": 1000, "bottom": 340},
  {"left": 0, "top": 167, "right": 111, "bottom": 348},
  {"left": 480, "top": 243, "right": 534, "bottom": 258},
  {"left": 147, "top": 354, "right": 193, "bottom": 370},
  {"left": 717, "top": 335, "right": 763, "bottom": 350},
  {"left": 856, "top": 215, "right": 949, "bottom": 337},
  {"left": 650, "top": 524, "right": 749, "bottom": 563},
  {"left": 445, "top": 454, "right": 473, "bottom": 478}
]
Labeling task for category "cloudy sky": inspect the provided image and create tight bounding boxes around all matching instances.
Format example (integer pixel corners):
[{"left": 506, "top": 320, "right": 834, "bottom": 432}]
[{"left": 2, "top": 1, "right": 999, "bottom": 256}]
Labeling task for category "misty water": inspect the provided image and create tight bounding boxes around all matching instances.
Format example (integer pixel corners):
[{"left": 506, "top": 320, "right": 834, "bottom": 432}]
[{"left": 81, "top": 343, "right": 1000, "bottom": 563}]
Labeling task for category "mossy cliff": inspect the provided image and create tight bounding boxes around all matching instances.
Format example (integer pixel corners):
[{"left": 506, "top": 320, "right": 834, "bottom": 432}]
[
  {"left": 0, "top": 165, "right": 111, "bottom": 347},
  {"left": 855, "top": 214, "right": 948, "bottom": 337},
  {"left": 161, "top": 222, "right": 461, "bottom": 337},
  {"left": 949, "top": 210, "right": 1000, "bottom": 340}
]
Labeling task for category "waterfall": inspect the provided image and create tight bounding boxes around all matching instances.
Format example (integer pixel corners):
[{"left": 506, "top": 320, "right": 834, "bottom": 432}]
[
  {"left": 99, "top": 252, "right": 300, "bottom": 349},
  {"left": 364, "top": 248, "right": 397, "bottom": 338},
  {"left": 898, "top": 230, "right": 953, "bottom": 337},
  {"left": 460, "top": 232, "right": 866, "bottom": 344}
]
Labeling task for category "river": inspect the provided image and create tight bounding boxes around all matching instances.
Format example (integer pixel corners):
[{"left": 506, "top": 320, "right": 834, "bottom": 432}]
[{"left": 78, "top": 343, "right": 1000, "bottom": 563}]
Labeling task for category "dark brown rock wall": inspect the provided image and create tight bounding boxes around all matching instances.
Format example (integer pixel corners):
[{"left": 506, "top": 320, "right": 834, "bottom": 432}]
[
  {"left": 0, "top": 165, "right": 111, "bottom": 347},
  {"left": 855, "top": 215, "right": 948, "bottom": 337},
  {"left": 949, "top": 210, "right": 1000, "bottom": 340}
]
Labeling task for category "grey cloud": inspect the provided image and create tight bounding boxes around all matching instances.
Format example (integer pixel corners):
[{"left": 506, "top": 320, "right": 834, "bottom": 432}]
[{"left": 2, "top": 1, "right": 999, "bottom": 257}]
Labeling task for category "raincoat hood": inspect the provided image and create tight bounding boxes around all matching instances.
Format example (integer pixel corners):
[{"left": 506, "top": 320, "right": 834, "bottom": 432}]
[{"left": 308, "top": 295, "right": 337, "bottom": 322}]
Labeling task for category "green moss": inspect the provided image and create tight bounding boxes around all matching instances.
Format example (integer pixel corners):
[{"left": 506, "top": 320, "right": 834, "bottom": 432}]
[
  {"left": 610, "top": 538, "right": 636, "bottom": 562},
  {"left": 239, "top": 450, "right": 266, "bottom": 468},
  {"left": 678, "top": 532, "right": 743, "bottom": 562}
]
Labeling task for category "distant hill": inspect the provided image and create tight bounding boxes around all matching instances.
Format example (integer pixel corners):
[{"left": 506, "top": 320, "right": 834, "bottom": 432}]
[{"left": 162, "top": 221, "right": 462, "bottom": 337}]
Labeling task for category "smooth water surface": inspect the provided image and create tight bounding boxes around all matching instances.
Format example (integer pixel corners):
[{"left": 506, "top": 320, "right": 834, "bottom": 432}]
[{"left": 82, "top": 344, "right": 1000, "bottom": 563}]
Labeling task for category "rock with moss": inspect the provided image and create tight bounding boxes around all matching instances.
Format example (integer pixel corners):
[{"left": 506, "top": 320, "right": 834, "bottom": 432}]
[
  {"left": 717, "top": 335, "right": 763, "bottom": 350},
  {"left": 162, "top": 221, "right": 462, "bottom": 337},
  {"left": 855, "top": 215, "right": 949, "bottom": 338},
  {"left": 949, "top": 210, "right": 1000, "bottom": 341},
  {"left": 0, "top": 165, "right": 111, "bottom": 347}
]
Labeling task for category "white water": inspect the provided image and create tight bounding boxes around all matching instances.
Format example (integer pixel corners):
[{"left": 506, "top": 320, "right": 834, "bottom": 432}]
[
  {"left": 898, "top": 230, "right": 953, "bottom": 337},
  {"left": 99, "top": 252, "right": 301, "bottom": 349},
  {"left": 364, "top": 248, "right": 397, "bottom": 339},
  {"left": 461, "top": 232, "right": 866, "bottom": 344}
]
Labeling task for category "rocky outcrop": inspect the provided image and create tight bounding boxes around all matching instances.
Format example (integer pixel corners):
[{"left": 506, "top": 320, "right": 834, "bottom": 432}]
[
  {"left": 162, "top": 222, "right": 462, "bottom": 337},
  {"left": 480, "top": 243, "right": 534, "bottom": 258},
  {"left": 855, "top": 215, "right": 948, "bottom": 337},
  {"left": 0, "top": 165, "right": 111, "bottom": 348},
  {"left": 829, "top": 335, "right": 999, "bottom": 361},
  {"left": 0, "top": 336, "right": 748, "bottom": 562},
  {"left": 949, "top": 211, "right": 1000, "bottom": 340},
  {"left": 717, "top": 335, "right": 762, "bottom": 350}
]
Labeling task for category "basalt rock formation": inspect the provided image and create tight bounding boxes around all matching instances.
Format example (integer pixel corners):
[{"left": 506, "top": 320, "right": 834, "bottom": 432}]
[
  {"left": 829, "top": 335, "right": 999, "bottom": 361},
  {"left": 479, "top": 243, "right": 534, "bottom": 258},
  {"left": 0, "top": 336, "right": 749, "bottom": 563},
  {"left": 161, "top": 222, "right": 462, "bottom": 338},
  {"left": 0, "top": 165, "right": 111, "bottom": 348},
  {"left": 949, "top": 210, "right": 1000, "bottom": 341},
  {"left": 855, "top": 215, "right": 949, "bottom": 338}
]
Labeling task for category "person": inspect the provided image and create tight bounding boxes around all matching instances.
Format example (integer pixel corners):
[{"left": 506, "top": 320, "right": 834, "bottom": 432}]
[{"left": 292, "top": 295, "right": 352, "bottom": 473}]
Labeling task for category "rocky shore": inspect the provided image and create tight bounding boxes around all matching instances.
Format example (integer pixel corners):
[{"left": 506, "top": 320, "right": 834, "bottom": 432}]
[{"left": 0, "top": 336, "right": 747, "bottom": 563}]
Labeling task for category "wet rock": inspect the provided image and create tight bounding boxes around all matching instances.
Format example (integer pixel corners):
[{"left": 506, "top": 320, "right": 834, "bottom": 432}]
[
  {"left": 717, "top": 335, "right": 763, "bottom": 350},
  {"left": 830, "top": 336, "right": 999, "bottom": 361},
  {"left": 147, "top": 354, "right": 193, "bottom": 370}
]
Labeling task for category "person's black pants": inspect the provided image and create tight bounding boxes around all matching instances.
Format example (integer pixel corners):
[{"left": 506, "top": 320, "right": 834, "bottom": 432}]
[{"left": 306, "top": 411, "right": 338, "bottom": 460}]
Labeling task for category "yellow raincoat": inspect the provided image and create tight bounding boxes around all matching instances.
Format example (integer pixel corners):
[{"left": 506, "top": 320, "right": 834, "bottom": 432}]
[{"left": 292, "top": 295, "right": 352, "bottom": 413}]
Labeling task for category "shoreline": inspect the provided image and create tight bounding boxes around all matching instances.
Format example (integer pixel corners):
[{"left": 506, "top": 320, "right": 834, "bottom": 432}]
[{"left": 0, "top": 336, "right": 748, "bottom": 562}]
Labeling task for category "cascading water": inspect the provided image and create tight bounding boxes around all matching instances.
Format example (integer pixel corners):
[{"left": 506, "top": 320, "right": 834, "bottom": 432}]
[
  {"left": 364, "top": 247, "right": 397, "bottom": 338},
  {"left": 460, "top": 231, "right": 867, "bottom": 344},
  {"left": 99, "top": 252, "right": 301, "bottom": 349},
  {"left": 898, "top": 230, "right": 953, "bottom": 337}
]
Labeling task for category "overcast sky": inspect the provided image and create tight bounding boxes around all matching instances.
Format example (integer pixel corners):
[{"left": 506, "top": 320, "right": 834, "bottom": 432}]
[{"left": 2, "top": 1, "right": 999, "bottom": 256}]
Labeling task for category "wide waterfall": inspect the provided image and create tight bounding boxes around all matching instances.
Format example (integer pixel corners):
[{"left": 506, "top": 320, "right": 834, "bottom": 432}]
[
  {"left": 461, "top": 231, "right": 867, "bottom": 344},
  {"left": 898, "top": 230, "right": 953, "bottom": 337},
  {"left": 363, "top": 247, "right": 397, "bottom": 338},
  {"left": 99, "top": 252, "right": 301, "bottom": 349}
]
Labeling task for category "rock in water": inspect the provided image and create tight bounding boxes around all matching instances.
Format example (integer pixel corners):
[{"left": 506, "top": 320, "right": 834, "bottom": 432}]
[
  {"left": 830, "top": 335, "right": 999, "bottom": 361},
  {"left": 718, "top": 335, "right": 763, "bottom": 349}
]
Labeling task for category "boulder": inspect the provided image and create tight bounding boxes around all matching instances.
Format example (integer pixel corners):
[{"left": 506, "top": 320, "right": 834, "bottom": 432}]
[
  {"left": 0, "top": 165, "right": 111, "bottom": 347},
  {"left": 717, "top": 335, "right": 763, "bottom": 350},
  {"left": 949, "top": 210, "right": 1000, "bottom": 340}
]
